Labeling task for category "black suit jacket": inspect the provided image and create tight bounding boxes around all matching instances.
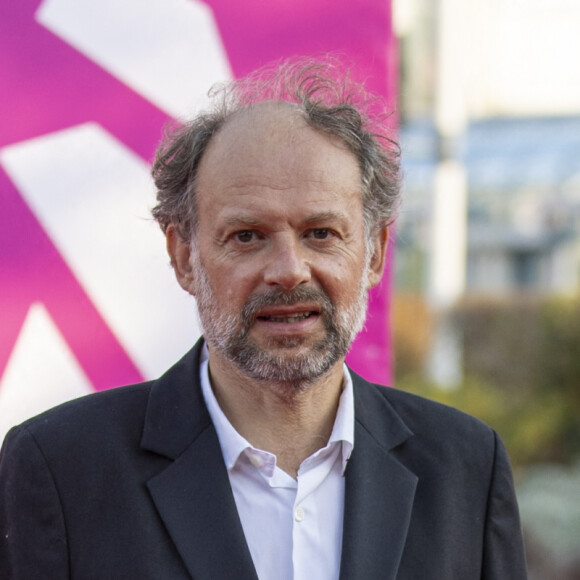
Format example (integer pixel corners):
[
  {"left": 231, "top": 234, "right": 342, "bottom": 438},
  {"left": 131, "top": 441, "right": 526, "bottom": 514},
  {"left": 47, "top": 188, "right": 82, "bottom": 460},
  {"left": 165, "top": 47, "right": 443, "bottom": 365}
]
[{"left": 0, "top": 339, "right": 527, "bottom": 579}]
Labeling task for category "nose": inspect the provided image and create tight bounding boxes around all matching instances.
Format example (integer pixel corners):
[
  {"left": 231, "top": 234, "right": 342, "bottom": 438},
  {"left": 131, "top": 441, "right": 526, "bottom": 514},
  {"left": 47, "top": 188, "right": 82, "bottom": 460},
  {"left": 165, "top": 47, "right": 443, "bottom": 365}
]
[{"left": 263, "top": 236, "right": 311, "bottom": 290}]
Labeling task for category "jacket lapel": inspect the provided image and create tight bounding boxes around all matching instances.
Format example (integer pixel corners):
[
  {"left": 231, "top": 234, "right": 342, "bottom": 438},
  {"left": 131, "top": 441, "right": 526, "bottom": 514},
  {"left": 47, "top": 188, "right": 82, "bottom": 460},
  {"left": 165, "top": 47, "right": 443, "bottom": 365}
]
[
  {"left": 340, "top": 374, "right": 418, "bottom": 580},
  {"left": 141, "top": 340, "right": 258, "bottom": 580}
]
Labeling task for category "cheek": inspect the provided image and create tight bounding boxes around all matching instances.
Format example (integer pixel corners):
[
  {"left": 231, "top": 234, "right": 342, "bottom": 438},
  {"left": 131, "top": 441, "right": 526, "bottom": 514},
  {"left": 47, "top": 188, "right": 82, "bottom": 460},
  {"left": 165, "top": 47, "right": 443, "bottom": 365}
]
[
  {"left": 321, "top": 256, "right": 366, "bottom": 293},
  {"left": 212, "top": 267, "right": 253, "bottom": 306}
]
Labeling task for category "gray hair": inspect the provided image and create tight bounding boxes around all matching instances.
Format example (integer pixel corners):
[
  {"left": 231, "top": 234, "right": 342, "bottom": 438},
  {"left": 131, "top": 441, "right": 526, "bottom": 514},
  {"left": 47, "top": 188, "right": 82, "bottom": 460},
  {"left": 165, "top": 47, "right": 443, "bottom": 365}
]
[{"left": 151, "top": 58, "right": 401, "bottom": 248}]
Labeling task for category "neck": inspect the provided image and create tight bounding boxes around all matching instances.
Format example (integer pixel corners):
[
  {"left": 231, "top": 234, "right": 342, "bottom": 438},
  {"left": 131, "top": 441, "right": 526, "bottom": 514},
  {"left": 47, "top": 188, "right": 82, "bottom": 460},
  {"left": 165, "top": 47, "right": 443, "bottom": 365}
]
[{"left": 207, "top": 347, "right": 345, "bottom": 478}]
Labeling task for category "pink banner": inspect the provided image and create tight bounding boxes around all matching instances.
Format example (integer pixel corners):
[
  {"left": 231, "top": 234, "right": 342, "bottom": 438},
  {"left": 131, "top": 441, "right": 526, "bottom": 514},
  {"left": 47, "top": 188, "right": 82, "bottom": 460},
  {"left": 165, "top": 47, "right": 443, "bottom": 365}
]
[{"left": 0, "top": 0, "right": 396, "bottom": 437}]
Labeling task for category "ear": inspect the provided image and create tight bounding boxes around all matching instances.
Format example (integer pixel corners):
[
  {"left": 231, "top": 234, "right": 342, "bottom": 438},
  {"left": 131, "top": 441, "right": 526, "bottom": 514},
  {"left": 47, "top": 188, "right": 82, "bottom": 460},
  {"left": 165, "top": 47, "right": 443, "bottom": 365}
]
[
  {"left": 166, "top": 224, "right": 196, "bottom": 295},
  {"left": 366, "top": 226, "right": 389, "bottom": 289}
]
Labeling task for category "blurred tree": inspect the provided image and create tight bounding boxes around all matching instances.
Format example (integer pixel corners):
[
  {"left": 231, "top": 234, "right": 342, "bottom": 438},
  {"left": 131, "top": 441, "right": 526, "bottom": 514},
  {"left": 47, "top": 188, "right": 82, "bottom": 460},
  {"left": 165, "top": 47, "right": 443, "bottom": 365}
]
[{"left": 393, "top": 294, "right": 580, "bottom": 470}]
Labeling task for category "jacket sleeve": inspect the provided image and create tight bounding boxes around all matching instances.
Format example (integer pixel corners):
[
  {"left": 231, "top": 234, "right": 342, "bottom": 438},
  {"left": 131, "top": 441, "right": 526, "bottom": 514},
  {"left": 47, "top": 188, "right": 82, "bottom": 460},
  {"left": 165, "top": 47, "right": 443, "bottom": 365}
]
[
  {"left": 0, "top": 426, "right": 70, "bottom": 579},
  {"left": 481, "top": 430, "right": 528, "bottom": 579}
]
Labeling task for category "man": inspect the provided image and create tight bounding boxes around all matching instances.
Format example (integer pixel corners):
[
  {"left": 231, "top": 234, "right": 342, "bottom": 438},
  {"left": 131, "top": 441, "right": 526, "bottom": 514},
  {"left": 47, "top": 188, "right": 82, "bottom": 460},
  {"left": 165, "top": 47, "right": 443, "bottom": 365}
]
[{"left": 0, "top": 61, "right": 527, "bottom": 579}]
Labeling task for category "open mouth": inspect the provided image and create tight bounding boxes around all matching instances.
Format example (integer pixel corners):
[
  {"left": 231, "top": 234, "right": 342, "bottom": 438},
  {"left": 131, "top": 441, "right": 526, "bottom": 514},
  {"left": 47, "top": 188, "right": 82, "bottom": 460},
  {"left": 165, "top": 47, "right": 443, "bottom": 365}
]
[
  {"left": 255, "top": 303, "right": 321, "bottom": 325},
  {"left": 258, "top": 312, "right": 316, "bottom": 323}
]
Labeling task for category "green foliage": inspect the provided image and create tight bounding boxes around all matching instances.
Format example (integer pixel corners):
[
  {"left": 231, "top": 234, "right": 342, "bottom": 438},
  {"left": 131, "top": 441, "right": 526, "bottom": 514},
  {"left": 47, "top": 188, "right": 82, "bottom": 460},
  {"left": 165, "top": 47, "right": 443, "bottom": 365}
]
[{"left": 394, "top": 294, "right": 580, "bottom": 470}]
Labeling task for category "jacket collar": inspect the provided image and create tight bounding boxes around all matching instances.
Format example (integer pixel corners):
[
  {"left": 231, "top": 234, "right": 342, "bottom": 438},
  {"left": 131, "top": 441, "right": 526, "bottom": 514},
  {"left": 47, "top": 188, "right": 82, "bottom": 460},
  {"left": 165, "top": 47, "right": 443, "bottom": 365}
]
[{"left": 140, "top": 339, "right": 209, "bottom": 459}]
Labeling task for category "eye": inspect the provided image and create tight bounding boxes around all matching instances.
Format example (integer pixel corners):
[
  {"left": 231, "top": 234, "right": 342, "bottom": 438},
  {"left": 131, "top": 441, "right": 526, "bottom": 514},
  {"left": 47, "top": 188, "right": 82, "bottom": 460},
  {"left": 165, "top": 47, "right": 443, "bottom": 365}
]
[
  {"left": 235, "top": 230, "right": 255, "bottom": 243},
  {"left": 311, "top": 228, "right": 330, "bottom": 240}
]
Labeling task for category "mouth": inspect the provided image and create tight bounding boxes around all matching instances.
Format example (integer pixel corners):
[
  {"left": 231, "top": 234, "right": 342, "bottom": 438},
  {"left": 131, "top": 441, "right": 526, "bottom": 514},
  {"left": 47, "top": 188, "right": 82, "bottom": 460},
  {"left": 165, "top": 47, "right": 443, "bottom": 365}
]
[
  {"left": 258, "top": 312, "right": 316, "bottom": 323},
  {"left": 255, "top": 304, "right": 321, "bottom": 326}
]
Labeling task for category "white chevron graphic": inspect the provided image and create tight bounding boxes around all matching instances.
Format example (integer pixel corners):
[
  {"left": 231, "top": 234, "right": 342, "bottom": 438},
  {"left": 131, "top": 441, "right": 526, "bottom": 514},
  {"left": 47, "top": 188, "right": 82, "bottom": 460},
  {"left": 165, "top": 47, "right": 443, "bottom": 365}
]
[
  {"left": 36, "top": 0, "right": 232, "bottom": 117},
  {"left": 0, "top": 303, "right": 93, "bottom": 442},
  {"left": 0, "top": 123, "right": 201, "bottom": 380}
]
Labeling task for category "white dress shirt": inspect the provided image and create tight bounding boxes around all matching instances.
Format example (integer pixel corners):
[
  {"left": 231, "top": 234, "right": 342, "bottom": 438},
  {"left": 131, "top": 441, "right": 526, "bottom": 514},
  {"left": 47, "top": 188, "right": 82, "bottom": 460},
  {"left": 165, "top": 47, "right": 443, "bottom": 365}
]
[{"left": 199, "top": 346, "right": 354, "bottom": 580}]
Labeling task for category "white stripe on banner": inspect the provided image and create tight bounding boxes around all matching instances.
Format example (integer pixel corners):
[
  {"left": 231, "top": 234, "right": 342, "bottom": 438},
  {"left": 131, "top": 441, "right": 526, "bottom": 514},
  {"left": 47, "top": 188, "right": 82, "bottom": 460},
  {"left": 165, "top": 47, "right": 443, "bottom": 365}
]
[
  {"left": 36, "top": 0, "right": 232, "bottom": 118},
  {"left": 1, "top": 124, "right": 200, "bottom": 380},
  {"left": 0, "top": 303, "right": 93, "bottom": 441}
]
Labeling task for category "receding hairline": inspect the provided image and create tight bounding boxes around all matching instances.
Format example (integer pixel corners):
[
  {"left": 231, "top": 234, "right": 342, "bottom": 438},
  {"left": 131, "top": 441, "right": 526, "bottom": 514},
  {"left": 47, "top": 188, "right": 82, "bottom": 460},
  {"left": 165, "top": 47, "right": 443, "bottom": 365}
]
[
  {"left": 200, "top": 100, "right": 311, "bottom": 148},
  {"left": 197, "top": 100, "right": 358, "bottom": 177}
]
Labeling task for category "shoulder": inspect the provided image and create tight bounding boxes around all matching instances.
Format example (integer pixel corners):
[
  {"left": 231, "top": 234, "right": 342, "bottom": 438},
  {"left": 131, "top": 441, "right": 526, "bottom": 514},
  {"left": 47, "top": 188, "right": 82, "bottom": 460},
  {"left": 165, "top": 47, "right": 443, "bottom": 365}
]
[
  {"left": 3, "top": 382, "right": 153, "bottom": 457},
  {"left": 351, "top": 373, "right": 498, "bottom": 467},
  {"left": 2, "top": 342, "right": 205, "bottom": 463},
  {"left": 354, "top": 372, "right": 492, "bottom": 434},
  {"left": 379, "top": 382, "right": 491, "bottom": 437}
]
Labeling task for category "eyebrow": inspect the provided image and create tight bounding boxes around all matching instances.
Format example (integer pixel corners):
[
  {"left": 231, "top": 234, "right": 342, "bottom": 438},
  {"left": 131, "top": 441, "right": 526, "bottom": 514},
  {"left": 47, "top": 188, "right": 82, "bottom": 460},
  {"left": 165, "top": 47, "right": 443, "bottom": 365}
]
[
  {"left": 222, "top": 216, "right": 262, "bottom": 227},
  {"left": 221, "top": 210, "right": 349, "bottom": 228},
  {"left": 302, "top": 211, "right": 349, "bottom": 225}
]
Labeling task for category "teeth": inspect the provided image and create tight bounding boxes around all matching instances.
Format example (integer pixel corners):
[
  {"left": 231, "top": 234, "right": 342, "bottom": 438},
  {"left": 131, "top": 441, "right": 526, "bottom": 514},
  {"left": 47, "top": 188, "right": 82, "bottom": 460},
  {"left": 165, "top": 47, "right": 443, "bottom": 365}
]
[{"left": 266, "top": 313, "right": 311, "bottom": 323}]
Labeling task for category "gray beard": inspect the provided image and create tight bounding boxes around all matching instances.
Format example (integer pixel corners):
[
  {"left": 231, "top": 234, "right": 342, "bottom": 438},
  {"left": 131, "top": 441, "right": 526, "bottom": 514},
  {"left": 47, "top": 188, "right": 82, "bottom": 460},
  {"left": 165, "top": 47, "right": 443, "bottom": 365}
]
[{"left": 191, "top": 252, "right": 369, "bottom": 390}]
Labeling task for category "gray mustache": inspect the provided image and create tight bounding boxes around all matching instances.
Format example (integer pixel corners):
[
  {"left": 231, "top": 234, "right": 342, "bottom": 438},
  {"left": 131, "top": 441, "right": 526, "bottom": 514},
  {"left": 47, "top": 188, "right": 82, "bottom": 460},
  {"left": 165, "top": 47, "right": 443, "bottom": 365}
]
[{"left": 241, "top": 287, "right": 334, "bottom": 321}]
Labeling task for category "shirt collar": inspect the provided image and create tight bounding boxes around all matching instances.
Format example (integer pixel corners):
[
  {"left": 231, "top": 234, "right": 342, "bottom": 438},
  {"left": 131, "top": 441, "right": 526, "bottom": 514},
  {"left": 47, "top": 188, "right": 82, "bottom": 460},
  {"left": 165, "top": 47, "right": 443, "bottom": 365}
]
[{"left": 199, "top": 343, "right": 355, "bottom": 475}]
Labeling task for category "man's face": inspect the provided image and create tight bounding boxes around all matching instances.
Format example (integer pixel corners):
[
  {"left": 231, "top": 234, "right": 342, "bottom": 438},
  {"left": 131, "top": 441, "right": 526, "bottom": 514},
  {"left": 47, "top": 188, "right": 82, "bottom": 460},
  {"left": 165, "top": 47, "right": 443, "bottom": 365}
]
[{"left": 177, "top": 105, "right": 385, "bottom": 388}]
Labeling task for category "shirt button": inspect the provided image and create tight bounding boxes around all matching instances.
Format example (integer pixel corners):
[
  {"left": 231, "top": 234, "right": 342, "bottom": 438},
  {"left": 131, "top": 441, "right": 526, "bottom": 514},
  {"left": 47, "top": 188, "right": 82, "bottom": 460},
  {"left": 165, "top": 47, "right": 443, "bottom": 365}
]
[
  {"left": 248, "top": 454, "right": 263, "bottom": 468},
  {"left": 294, "top": 507, "right": 305, "bottom": 522}
]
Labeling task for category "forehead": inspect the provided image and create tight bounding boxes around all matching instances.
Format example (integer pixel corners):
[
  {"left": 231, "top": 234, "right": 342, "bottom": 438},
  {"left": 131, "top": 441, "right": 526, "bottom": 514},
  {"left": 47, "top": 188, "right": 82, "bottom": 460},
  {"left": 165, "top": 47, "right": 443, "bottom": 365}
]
[{"left": 195, "top": 103, "right": 362, "bottom": 219}]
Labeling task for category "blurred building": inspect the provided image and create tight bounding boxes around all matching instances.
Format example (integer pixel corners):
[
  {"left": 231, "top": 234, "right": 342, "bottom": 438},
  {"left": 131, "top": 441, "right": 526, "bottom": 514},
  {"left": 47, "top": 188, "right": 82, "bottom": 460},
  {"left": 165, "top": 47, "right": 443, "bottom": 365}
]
[
  {"left": 394, "top": 0, "right": 580, "bottom": 297},
  {"left": 398, "top": 116, "right": 580, "bottom": 295}
]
